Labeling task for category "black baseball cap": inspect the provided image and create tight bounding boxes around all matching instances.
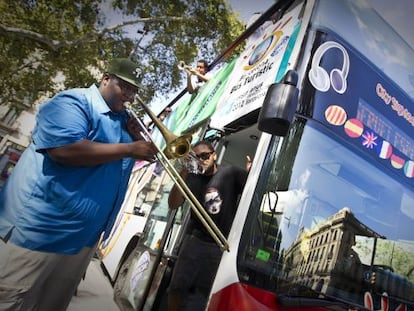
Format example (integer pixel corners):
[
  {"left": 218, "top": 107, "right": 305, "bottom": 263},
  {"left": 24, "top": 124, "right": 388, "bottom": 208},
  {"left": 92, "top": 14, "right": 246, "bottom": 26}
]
[{"left": 107, "top": 58, "right": 141, "bottom": 88}]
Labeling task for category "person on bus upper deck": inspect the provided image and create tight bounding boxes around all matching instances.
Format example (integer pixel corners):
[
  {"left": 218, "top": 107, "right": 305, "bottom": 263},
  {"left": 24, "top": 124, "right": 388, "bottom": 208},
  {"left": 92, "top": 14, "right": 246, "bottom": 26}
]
[
  {"left": 185, "top": 59, "right": 211, "bottom": 94},
  {"left": 0, "top": 58, "right": 157, "bottom": 311},
  {"left": 167, "top": 140, "right": 252, "bottom": 311}
]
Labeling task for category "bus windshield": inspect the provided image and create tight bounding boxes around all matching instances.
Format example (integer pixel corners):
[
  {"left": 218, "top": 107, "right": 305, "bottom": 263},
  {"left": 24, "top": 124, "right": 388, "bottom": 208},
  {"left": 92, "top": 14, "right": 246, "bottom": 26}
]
[{"left": 237, "top": 119, "right": 414, "bottom": 307}]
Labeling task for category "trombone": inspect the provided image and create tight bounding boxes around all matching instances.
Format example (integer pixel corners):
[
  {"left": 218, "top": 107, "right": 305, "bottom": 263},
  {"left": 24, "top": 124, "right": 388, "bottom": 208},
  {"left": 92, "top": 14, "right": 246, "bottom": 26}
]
[{"left": 124, "top": 96, "right": 229, "bottom": 251}]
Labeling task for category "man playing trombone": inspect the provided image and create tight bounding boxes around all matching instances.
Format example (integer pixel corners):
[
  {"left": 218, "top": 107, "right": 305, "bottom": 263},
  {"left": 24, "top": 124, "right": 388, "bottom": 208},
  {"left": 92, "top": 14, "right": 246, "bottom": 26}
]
[
  {"left": 167, "top": 140, "right": 252, "bottom": 311},
  {"left": 0, "top": 58, "right": 157, "bottom": 311}
]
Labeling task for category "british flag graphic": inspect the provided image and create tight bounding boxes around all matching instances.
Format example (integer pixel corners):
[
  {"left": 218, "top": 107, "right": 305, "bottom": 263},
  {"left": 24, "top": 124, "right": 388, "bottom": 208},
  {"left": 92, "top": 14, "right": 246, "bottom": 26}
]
[{"left": 361, "top": 131, "right": 378, "bottom": 149}]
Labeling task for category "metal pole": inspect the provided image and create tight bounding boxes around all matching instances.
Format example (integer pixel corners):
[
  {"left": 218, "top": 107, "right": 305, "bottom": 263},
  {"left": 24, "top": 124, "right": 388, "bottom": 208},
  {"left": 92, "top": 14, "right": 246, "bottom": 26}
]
[{"left": 140, "top": 208, "right": 177, "bottom": 311}]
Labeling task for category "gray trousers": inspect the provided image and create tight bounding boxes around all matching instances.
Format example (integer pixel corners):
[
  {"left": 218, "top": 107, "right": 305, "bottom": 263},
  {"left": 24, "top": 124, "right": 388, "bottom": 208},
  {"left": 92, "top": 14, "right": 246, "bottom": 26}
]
[{"left": 0, "top": 239, "right": 96, "bottom": 311}]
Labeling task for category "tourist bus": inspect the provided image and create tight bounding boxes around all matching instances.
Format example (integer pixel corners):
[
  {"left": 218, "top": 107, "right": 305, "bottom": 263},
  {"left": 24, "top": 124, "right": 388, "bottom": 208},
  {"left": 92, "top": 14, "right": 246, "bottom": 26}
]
[{"left": 98, "top": 0, "right": 414, "bottom": 310}]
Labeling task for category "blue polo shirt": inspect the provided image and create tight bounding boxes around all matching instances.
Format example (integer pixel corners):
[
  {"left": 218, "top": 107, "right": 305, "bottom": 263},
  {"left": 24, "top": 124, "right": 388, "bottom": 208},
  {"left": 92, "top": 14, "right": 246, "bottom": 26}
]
[{"left": 0, "top": 84, "right": 135, "bottom": 254}]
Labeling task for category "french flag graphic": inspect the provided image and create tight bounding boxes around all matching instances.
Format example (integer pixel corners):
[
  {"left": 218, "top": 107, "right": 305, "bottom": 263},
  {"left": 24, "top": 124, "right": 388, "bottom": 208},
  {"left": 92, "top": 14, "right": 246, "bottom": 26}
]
[
  {"left": 377, "top": 140, "right": 393, "bottom": 159},
  {"left": 390, "top": 154, "right": 405, "bottom": 169},
  {"left": 404, "top": 161, "right": 414, "bottom": 178}
]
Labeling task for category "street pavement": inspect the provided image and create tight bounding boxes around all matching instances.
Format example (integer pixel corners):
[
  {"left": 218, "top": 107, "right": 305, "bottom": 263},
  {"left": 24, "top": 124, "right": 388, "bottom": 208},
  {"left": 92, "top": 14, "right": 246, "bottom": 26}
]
[{"left": 67, "top": 258, "right": 119, "bottom": 311}]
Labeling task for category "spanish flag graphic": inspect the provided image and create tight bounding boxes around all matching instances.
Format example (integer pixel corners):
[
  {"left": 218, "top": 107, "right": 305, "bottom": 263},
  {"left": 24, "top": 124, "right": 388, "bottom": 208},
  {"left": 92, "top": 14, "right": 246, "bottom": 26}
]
[{"left": 344, "top": 118, "right": 364, "bottom": 138}]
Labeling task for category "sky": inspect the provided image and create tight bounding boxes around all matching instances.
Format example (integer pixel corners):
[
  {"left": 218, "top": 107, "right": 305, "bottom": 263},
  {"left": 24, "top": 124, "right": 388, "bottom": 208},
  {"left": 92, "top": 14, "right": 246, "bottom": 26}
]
[{"left": 228, "top": 0, "right": 275, "bottom": 23}]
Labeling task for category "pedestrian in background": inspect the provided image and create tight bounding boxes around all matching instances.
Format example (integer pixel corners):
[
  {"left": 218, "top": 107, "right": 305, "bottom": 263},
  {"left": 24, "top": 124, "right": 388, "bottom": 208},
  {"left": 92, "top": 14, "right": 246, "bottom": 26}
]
[{"left": 0, "top": 58, "right": 157, "bottom": 310}]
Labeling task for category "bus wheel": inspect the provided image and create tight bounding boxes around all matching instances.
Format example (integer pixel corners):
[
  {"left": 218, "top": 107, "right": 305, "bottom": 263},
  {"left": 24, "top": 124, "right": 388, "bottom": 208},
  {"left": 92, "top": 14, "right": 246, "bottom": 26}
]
[{"left": 113, "top": 251, "right": 135, "bottom": 311}]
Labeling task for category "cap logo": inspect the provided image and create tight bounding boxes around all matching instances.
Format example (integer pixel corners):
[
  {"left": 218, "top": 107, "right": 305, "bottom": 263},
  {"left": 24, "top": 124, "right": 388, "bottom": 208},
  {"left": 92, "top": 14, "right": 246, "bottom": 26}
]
[{"left": 133, "top": 67, "right": 141, "bottom": 79}]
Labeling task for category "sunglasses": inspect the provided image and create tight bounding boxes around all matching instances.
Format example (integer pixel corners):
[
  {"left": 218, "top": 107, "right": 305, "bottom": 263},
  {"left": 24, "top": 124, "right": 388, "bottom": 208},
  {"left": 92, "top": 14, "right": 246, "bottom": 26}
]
[{"left": 195, "top": 151, "right": 213, "bottom": 160}]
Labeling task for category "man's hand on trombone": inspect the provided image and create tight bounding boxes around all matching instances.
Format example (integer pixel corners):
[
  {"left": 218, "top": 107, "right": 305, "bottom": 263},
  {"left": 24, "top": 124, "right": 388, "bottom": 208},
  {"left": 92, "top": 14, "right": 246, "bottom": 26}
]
[
  {"left": 127, "top": 140, "right": 157, "bottom": 162},
  {"left": 126, "top": 117, "right": 157, "bottom": 162}
]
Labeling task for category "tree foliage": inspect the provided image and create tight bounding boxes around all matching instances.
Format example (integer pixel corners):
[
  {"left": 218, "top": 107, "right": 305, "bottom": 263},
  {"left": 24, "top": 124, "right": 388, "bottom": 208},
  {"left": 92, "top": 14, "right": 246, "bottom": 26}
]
[
  {"left": 355, "top": 237, "right": 414, "bottom": 282},
  {"left": 0, "top": 0, "right": 244, "bottom": 111}
]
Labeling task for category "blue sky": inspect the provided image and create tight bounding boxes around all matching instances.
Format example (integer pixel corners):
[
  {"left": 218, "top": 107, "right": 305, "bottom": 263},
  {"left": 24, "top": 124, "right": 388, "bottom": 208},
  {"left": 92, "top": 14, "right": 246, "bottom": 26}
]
[{"left": 228, "top": 0, "right": 274, "bottom": 23}]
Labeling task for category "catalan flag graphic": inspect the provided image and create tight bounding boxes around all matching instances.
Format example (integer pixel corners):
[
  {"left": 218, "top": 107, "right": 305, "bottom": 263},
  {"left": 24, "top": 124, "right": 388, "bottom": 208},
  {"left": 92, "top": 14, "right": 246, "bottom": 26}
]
[
  {"left": 325, "top": 105, "right": 347, "bottom": 126},
  {"left": 390, "top": 154, "right": 405, "bottom": 169},
  {"left": 344, "top": 118, "right": 363, "bottom": 138},
  {"left": 377, "top": 140, "right": 393, "bottom": 159},
  {"left": 404, "top": 160, "right": 414, "bottom": 178}
]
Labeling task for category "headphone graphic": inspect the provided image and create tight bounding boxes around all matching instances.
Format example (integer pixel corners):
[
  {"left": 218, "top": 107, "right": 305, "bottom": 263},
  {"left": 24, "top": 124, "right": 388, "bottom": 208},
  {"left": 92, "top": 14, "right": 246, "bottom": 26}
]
[{"left": 308, "top": 41, "right": 350, "bottom": 94}]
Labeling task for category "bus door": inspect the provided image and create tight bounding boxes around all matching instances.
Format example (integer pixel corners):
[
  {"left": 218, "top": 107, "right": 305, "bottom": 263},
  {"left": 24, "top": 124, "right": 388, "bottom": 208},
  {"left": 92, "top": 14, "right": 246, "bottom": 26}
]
[{"left": 112, "top": 118, "right": 216, "bottom": 311}]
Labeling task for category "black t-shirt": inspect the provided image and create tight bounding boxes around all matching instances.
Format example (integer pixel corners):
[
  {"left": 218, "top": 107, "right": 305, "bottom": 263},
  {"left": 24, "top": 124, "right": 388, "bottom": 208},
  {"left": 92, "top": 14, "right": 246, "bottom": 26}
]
[{"left": 186, "top": 164, "right": 247, "bottom": 241}]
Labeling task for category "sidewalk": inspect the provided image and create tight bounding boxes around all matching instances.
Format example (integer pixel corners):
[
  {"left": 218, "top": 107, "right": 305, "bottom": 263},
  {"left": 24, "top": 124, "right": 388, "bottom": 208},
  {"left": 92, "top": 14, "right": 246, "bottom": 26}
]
[{"left": 67, "top": 258, "right": 119, "bottom": 311}]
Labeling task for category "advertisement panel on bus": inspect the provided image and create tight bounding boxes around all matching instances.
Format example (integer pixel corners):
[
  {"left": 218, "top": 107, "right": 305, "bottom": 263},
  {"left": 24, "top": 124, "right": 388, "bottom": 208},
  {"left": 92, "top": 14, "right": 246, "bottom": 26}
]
[{"left": 210, "top": 2, "right": 303, "bottom": 130}]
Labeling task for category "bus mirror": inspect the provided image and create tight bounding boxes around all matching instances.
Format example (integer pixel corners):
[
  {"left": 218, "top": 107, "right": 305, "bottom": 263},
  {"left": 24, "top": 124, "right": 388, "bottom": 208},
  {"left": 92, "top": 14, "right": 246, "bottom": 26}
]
[{"left": 258, "top": 70, "right": 299, "bottom": 136}]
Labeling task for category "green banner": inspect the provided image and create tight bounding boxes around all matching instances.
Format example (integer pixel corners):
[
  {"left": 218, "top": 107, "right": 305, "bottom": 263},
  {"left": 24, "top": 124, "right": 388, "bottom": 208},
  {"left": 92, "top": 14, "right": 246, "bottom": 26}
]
[{"left": 151, "top": 58, "right": 236, "bottom": 149}]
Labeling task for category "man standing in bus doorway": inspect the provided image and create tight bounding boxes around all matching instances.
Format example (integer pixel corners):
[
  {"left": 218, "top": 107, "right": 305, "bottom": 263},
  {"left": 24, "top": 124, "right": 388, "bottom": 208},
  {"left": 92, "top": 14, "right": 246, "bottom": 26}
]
[
  {"left": 0, "top": 58, "right": 157, "bottom": 311},
  {"left": 167, "top": 140, "right": 252, "bottom": 311},
  {"left": 185, "top": 59, "right": 211, "bottom": 94}
]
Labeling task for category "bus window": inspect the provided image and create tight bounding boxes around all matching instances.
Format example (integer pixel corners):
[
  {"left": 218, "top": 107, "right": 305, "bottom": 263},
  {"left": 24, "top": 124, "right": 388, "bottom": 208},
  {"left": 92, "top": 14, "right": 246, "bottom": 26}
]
[{"left": 237, "top": 119, "right": 414, "bottom": 307}]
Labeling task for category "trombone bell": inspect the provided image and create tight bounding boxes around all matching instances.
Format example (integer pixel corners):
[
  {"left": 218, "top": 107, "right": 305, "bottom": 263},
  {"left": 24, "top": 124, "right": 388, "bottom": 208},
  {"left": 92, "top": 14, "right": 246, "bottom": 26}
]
[
  {"left": 177, "top": 60, "right": 191, "bottom": 71},
  {"left": 133, "top": 96, "right": 192, "bottom": 159},
  {"left": 165, "top": 134, "right": 193, "bottom": 159}
]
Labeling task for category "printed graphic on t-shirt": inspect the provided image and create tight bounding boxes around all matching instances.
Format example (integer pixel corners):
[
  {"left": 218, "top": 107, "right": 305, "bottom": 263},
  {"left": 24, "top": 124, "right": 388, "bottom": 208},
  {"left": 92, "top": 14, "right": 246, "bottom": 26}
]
[{"left": 205, "top": 187, "right": 222, "bottom": 214}]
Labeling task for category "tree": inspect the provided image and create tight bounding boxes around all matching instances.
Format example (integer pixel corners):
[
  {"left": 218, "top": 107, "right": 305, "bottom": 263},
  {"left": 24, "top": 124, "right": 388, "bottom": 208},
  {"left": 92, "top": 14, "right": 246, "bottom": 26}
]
[{"left": 0, "top": 0, "right": 244, "bottom": 111}]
